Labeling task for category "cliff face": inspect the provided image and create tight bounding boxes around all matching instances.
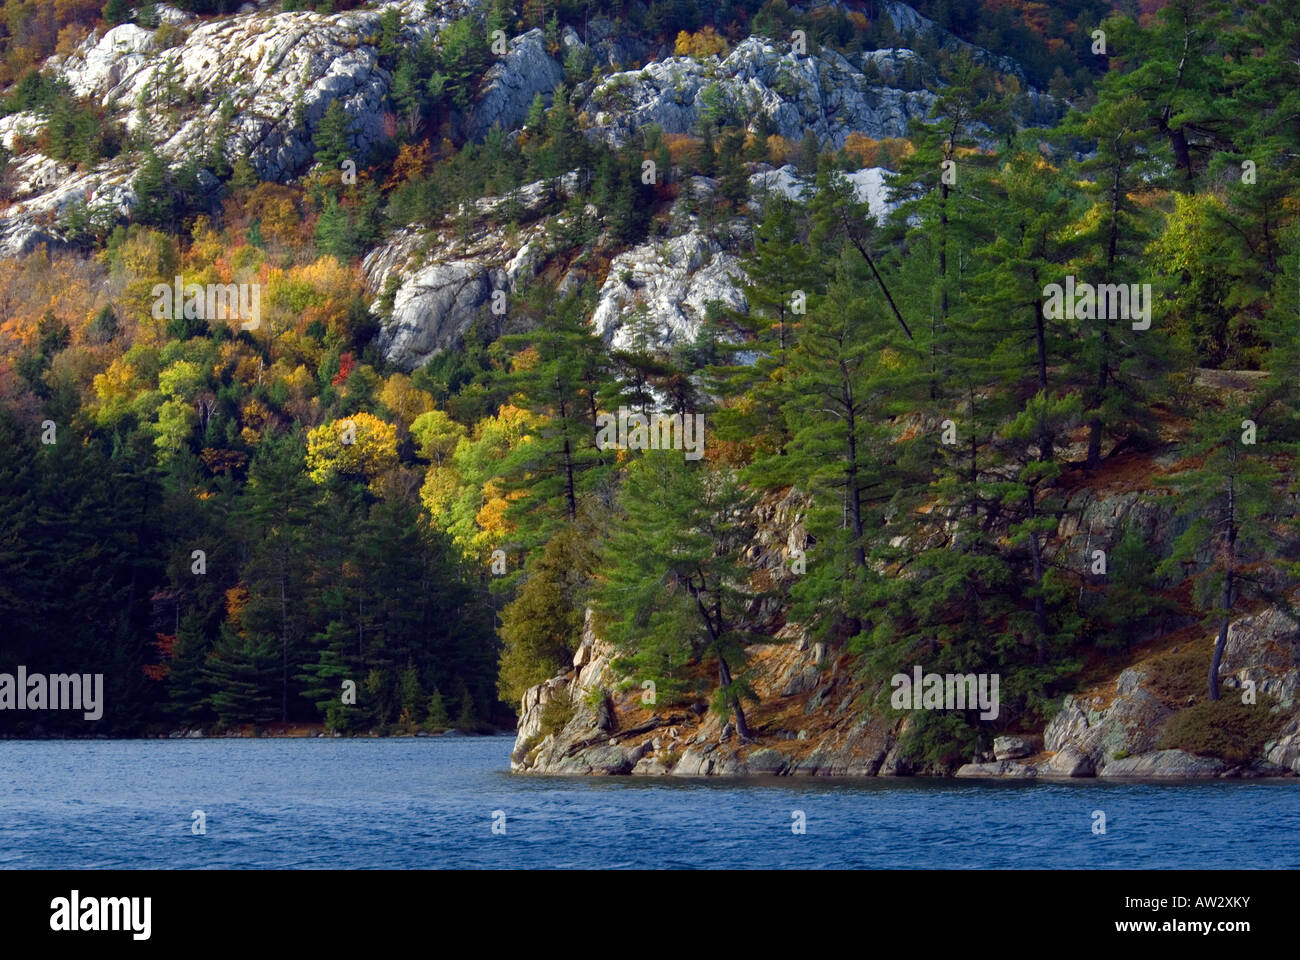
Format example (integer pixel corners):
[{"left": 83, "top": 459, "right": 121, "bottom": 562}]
[
  {"left": 512, "top": 439, "right": 1300, "bottom": 779},
  {"left": 1, "top": 0, "right": 1052, "bottom": 333}
]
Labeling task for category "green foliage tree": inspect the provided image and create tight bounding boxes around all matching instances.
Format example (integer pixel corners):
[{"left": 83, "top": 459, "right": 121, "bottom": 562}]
[
  {"left": 1158, "top": 408, "right": 1285, "bottom": 700},
  {"left": 596, "top": 452, "right": 765, "bottom": 739},
  {"left": 313, "top": 99, "right": 354, "bottom": 171}
]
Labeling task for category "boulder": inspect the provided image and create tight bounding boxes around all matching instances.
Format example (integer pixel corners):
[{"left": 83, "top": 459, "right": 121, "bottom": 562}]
[
  {"left": 954, "top": 760, "right": 1037, "bottom": 778},
  {"left": 749, "top": 163, "right": 899, "bottom": 226},
  {"left": 581, "top": 743, "right": 635, "bottom": 775},
  {"left": 744, "top": 747, "right": 789, "bottom": 775},
  {"left": 1098, "top": 749, "right": 1228, "bottom": 778},
  {"left": 670, "top": 743, "right": 716, "bottom": 776},
  {"left": 589, "top": 229, "right": 747, "bottom": 352},
  {"left": 880, "top": 0, "right": 1026, "bottom": 79},
  {"left": 1220, "top": 607, "right": 1300, "bottom": 706},
  {"left": 578, "top": 37, "right": 938, "bottom": 150},
  {"left": 1040, "top": 744, "right": 1095, "bottom": 777},
  {"left": 993, "top": 734, "right": 1041, "bottom": 761},
  {"left": 1265, "top": 715, "right": 1300, "bottom": 774},
  {"left": 631, "top": 754, "right": 672, "bottom": 775},
  {"left": 1044, "top": 681, "right": 1171, "bottom": 772},
  {"left": 512, "top": 676, "right": 569, "bottom": 759}
]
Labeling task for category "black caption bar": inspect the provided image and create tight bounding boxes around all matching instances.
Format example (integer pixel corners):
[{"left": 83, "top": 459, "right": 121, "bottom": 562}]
[{"left": 0, "top": 869, "right": 1279, "bottom": 948}]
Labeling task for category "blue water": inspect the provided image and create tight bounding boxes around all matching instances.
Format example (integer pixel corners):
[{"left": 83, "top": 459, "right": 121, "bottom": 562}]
[{"left": 2, "top": 736, "right": 1298, "bottom": 868}]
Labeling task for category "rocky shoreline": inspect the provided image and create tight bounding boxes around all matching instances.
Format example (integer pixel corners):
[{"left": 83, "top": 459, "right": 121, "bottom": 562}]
[
  {"left": 511, "top": 485, "right": 1300, "bottom": 781},
  {"left": 510, "top": 618, "right": 1300, "bottom": 780}
]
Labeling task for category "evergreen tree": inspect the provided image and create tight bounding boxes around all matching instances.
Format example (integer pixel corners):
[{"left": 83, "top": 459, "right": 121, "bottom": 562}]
[
  {"left": 315, "top": 195, "right": 355, "bottom": 259},
  {"left": 971, "top": 145, "right": 1080, "bottom": 407},
  {"left": 596, "top": 452, "right": 766, "bottom": 739},
  {"left": 204, "top": 626, "right": 280, "bottom": 727},
  {"left": 239, "top": 431, "right": 319, "bottom": 722},
  {"left": 313, "top": 100, "right": 355, "bottom": 171},
  {"left": 497, "top": 522, "right": 597, "bottom": 705},
  {"left": 498, "top": 289, "right": 614, "bottom": 541},
  {"left": 717, "top": 191, "right": 815, "bottom": 403},
  {"left": 1060, "top": 93, "right": 1176, "bottom": 469},
  {"left": 1101, "top": 1, "right": 1234, "bottom": 191},
  {"left": 133, "top": 150, "right": 174, "bottom": 228},
  {"left": 773, "top": 253, "right": 922, "bottom": 643},
  {"left": 103, "top": 0, "right": 131, "bottom": 27},
  {"left": 1158, "top": 406, "right": 1285, "bottom": 700}
]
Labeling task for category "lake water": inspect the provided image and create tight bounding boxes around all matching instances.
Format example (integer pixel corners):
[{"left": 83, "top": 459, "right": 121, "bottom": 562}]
[{"left": 3, "top": 735, "right": 1298, "bottom": 869}]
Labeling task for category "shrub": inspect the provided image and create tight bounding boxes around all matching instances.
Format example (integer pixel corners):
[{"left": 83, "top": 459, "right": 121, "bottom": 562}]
[
  {"left": 1156, "top": 699, "right": 1284, "bottom": 766},
  {"left": 538, "top": 693, "right": 576, "bottom": 737}
]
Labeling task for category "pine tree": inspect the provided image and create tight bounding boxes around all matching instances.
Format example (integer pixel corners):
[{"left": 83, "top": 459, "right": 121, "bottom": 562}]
[
  {"left": 399, "top": 665, "right": 425, "bottom": 723},
  {"left": 497, "top": 522, "right": 598, "bottom": 705},
  {"left": 1060, "top": 93, "right": 1176, "bottom": 469},
  {"left": 757, "top": 254, "right": 920, "bottom": 644},
  {"left": 487, "top": 0, "right": 515, "bottom": 38},
  {"left": 315, "top": 195, "right": 354, "bottom": 259},
  {"left": 1101, "top": 1, "right": 1234, "bottom": 191},
  {"left": 103, "top": 0, "right": 131, "bottom": 27},
  {"left": 313, "top": 100, "right": 354, "bottom": 171},
  {"left": 970, "top": 145, "right": 1080, "bottom": 408},
  {"left": 231, "top": 152, "right": 258, "bottom": 190},
  {"left": 167, "top": 610, "right": 215, "bottom": 725},
  {"left": 239, "top": 430, "right": 319, "bottom": 723},
  {"left": 133, "top": 150, "right": 173, "bottom": 228},
  {"left": 455, "top": 681, "right": 477, "bottom": 731},
  {"left": 884, "top": 56, "right": 1001, "bottom": 399},
  {"left": 497, "top": 289, "right": 614, "bottom": 542},
  {"left": 204, "top": 626, "right": 280, "bottom": 727},
  {"left": 425, "top": 687, "right": 449, "bottom": 729},
  {"left": 595, "top": 452, "right": 766, "bottom": 739},
  {"left": 1158, "top": 406, "right": 1285, "bottom": 700},
  {"left": 710, "top": 193, "right": 815, "bottom": 456},
  {"left": 1000, "top": 390, "right": 1086, "bottom": 666},
  {"left": 296, "top": 621, "right": 355, "bottom": 727},
  {"left": 378, "top": 7, "right": 404, "bottom": 61}
]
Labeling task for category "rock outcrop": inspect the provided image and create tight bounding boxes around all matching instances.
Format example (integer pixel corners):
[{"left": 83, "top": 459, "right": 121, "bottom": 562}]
[
  {"left": 512, "top": 481, "right": 1300, "bottom": 779},
  {"left": 589, "top": 228, "right": 747, "bottom": 352},
  {"left": 578, "top": 37, "right": 939, "bottom": 149},
  {"left": 465, "top": 28, "right": 563, "bottom": 141}
]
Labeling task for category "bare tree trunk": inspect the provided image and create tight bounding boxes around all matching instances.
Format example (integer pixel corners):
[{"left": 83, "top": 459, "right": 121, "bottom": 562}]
[
  {"left": 1210, "top": 479, "right": 1237, "bottom": 701},
  {"left": 1027, "top": 482, "right": 1048, "bottom": 665},
  {"left": 1209, "top": 614, "right": 1229, "bottom": 702},
  {"left": 718, "top": 653, "right": 751, "bottom": 740},
  {"left": 280, "top": 572, "right": 289, "bottom": 723}
]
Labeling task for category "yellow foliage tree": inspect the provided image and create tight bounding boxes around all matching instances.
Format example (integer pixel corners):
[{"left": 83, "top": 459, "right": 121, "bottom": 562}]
[
  {"left": 245, "top": 183, "right": 303, "bottom": 248},
  {"left": 419, "top": 460, "right": 463, "bottom": 522},
  {"left": 380, "top": 372, "right": 435, "bottom": 428},
  {"left": 305, "top": 412, "right": 399, "bottom": 489},
  {"left": 419, "top": 403, "right": 539, "bottom": 559},
  {"left": 674, "top": 26, "right": 729, "bottom": 58},
  {"left": 92, "top": 354, "right": 138, "bottom": 426},
  {"left": 843, "top": 132, "right": 883, "bottom": 168}
]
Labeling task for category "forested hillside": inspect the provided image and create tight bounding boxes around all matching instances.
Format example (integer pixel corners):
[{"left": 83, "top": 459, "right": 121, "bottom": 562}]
[{"left": 0, "top": 0, "right": 1296, "bottom": 772}]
